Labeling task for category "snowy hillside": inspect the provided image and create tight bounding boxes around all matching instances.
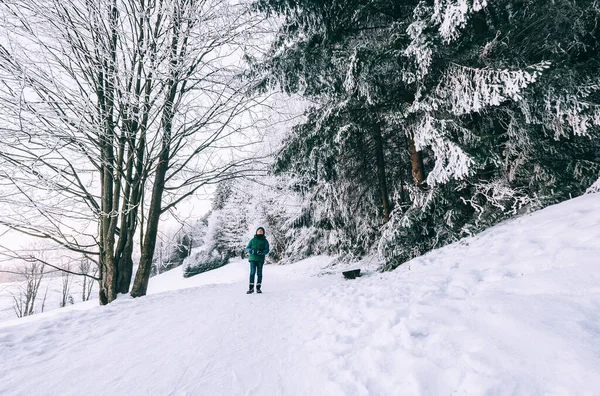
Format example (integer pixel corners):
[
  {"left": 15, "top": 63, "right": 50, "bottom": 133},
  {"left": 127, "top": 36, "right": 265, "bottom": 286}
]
[{"left": 1, "top": 194, "right": 599, "bottom": 395}]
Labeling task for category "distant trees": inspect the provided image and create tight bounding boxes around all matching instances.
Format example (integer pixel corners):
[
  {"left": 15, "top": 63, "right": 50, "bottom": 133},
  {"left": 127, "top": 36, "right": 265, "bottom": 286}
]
[
  {"left": 151, "top": 223, "right": 199, "bottom": 276},
  {"left": 180, "top": 173, "right": 339, "bottom": 277},
  {"left": 200, "top": 176, "right": 324, "bottom": 265},
  {"left": 10, "top": 259, "right": 46, "bottom": 318},
  {"left": 1, "top": 246, "right": 98, "bottom": 316},
  {"left": 78, "top": 259, "right": 97, "bottom": 302},
  {"left": 250, "top": 0, "right": 600, "bottom": 267},
  {"left": 0, "top": 0, "right": 268, "bottom": 303},
  {"left": 60, "top": 264, "right": 73, "bottom": 308}
]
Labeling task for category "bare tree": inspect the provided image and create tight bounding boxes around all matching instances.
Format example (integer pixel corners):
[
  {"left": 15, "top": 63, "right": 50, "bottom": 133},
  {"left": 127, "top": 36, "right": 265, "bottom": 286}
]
[
  {"left": 11, "top": 260, "right": 45, "bottom": 318},
  {"left": 60, "top": 263, "right": 73, "bottom": 308},
  {"left": 0, "top": 0, "right": 271, "bottom": 304},
  {"left": 153, "top": 239, "right": 176, "bottom": 276},
  {"left": 78, "top": 258, "right": 97, "bottom": 302},
  {"left": 40, "top": 283, "right": 49, "bottom": 314}
]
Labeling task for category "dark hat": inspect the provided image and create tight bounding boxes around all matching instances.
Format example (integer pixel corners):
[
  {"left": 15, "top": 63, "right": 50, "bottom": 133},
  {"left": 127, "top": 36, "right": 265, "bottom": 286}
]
[{"left": 256, "top": 227, "right": 266, "bottom": 234}]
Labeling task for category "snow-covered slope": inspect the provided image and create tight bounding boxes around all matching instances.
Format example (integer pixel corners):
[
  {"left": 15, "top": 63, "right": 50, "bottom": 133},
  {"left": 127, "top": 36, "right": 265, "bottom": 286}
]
[{"left": 1, "top": 194, "right": 600, "bottom": 395}]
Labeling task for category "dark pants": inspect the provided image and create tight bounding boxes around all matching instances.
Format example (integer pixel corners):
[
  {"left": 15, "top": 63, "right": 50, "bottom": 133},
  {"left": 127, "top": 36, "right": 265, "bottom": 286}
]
[{"left": 249, "top": 261, "right": 264, "bottom": 284}]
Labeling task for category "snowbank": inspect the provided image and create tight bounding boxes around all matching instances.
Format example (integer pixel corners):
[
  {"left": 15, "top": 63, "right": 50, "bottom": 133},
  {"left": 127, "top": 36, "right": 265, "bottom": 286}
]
[{"left": 0, "top": 195, "right": 599, "bottom": 395}]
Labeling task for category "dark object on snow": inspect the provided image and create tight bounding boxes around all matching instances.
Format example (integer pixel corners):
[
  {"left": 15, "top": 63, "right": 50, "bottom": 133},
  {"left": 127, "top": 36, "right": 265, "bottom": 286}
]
[{"left": 342, "top": 269, "right": 361, "bottom": 279}]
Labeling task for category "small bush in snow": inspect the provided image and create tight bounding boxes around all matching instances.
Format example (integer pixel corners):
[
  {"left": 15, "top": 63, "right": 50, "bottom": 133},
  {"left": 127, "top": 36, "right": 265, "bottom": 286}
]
[{"left": 182, "top": 249, "right": 228, "bottom": 278}]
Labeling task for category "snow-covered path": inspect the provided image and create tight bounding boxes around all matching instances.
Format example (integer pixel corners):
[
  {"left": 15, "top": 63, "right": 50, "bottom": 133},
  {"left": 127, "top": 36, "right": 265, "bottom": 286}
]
[
  {"left": 1, "top": 194, "right": 600, "bottom": 395},
  {"left": 0, "top": 262, "right": 346, "bottom": 396}
]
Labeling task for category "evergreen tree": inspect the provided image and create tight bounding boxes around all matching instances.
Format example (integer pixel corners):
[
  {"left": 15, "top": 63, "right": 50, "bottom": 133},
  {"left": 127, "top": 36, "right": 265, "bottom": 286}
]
[
  {"left": 216, "top": 184, "right": 250, "bottom": 258},
  {"left": 252, "top": 0, "right": 600, "bottom": 268}
]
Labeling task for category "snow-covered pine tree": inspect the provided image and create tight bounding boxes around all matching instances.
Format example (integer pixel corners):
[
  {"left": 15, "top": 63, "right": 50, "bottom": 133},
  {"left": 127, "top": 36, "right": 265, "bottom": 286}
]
[
  {"left": 205, "top": 176, "right": 328, "bottom": 264},
  {"left": 253, "top": 0, "right": 600, "bottom": 268},
  {"left": 213, "top": 182, "right": 250, "bottom": 258},
  {"left": 377, "top": 0, "right": 600, "bottom": 267},
  {"left": 249, "top": 0, "right": 423, "bottom": 261}
]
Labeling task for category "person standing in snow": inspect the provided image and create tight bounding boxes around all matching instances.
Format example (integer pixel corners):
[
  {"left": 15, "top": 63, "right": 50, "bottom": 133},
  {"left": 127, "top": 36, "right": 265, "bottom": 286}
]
[{"left": 245, "top": 227, "right": 270, "bottom": 294}]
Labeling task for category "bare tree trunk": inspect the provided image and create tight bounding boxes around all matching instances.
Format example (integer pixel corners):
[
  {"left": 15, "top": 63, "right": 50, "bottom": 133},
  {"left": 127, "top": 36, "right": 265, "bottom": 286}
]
[
  {"left": 130, "top": 86, "right": 174, "bottom": 296},
  {"left": 115, "top": 23, "right": 153, "bottom": 294},
  {"left": 131, "top": 5, "right": 186, "bottom": 297},
  {"left": 373, "top": 124, "right": 391, "bottom": 223},
  {"left": 80, "top": 260, "right": 88, "bottom": 302},
  {"left": 156, "top": 240, "right": 163, "bottom": 275},
  {"left": 60, "top": 267, "right": 72, "bottom": 308},
  {"left": 97, "top": 0, "right": 121, "bottom": 305},
  {"left": 82, "top": 274, "right": 87, "bottom": 302},
  {"left": 86, "top": 270, "right": 97, "bottom": 301},
  {"left": 116, "top": 128, "right": 147, "bottom": 293},
  {"left": 78, "top": 258, "right": 97, "bottom": 302},
  {"left": 409, "top": 136, "right": 426, "bottom": 186},
  {"left": 27, "top": 262, "right": 44, "bottom": 316},
  {"left": 41, "top": 284, "right": 49, "bottom": 313},
  {"left": 114, "top": 153, "right": 135, "bottom": 294},
  {"left": 130, "top": 148, "right": 169, "bottom": 297}
]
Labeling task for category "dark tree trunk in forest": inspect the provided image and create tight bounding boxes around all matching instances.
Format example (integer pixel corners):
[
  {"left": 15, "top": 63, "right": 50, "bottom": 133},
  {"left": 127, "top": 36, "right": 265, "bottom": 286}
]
[
  {"left": 130, "top": 157, "right": 168, "bottom": 297},
  {"left": 115, "top": 136, "right": 145, "bottom": 294},
  {"left": 130, "top": 120, "right": 170, "bottom": 297},
  {"left": 116, "top": 55, "right": 153, "bottom": 294},
  {"left": 409, "top": 136, "right": 426, "bottom": 186},
  {"left": 98, "top": 1, "right": 120, "bottom": 305},
  {"left": 373, "top": 124, "right": 392, "bottom": 223},
  {"left": 116, "top": 230, "right": 135, "bottom": 294},
  {"left": 130, "top": 33, "right": 180, "bottom": 296}
]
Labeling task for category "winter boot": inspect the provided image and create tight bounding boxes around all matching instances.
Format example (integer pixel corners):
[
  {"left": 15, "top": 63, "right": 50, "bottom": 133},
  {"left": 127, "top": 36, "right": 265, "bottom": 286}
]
[
  {"left": 256, "top": 284, "right": 262, "bottom": 294},
  {"left": 246, "top": 284, "right": 254, "bottom": 294}
]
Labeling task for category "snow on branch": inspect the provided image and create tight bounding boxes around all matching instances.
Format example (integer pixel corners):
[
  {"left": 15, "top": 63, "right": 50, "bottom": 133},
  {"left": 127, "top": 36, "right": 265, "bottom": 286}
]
[
  {"left": 586, "top": 176, "right": 600, "bottom": 194},
  {"left": 413, "top": 114, "right": 474, "bottom": 185},
  {"left": 543, "top": 85, "right": 600, "bottom": 137},
  {"left": 405, "top": 14, "right": 432, "bottom": 82},
  {"left": 343, "top": 47, "right": 378, "bottom": 105},
  {"left": 433, "top": 0, "right": 488, "bottom": 43},
  {"left": 436, "top": 62, "right": 551, "bottom": 115},
  {"left": 405, "top": 0, "right": 489, "bottom": 81},
  {"left": 461, "top": 179, "right": 539, "bottom": 216}
]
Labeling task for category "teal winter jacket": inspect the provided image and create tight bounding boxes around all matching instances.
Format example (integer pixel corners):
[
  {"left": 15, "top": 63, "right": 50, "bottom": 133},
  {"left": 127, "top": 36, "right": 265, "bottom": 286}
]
[{"left": 246, "top": 235, "right": 270, "bottom": 262}]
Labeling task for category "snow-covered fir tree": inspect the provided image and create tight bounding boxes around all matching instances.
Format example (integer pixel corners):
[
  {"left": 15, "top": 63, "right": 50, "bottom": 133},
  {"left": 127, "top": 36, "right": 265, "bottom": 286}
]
[{"left": 250, "top": 0, "right": 600, "bottom": 268}]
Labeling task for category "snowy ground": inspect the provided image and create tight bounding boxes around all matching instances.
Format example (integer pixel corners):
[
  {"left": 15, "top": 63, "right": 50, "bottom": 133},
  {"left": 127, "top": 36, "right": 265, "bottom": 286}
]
[{"left": 1, "top": 194, "right": 600, "bottom": 395}]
